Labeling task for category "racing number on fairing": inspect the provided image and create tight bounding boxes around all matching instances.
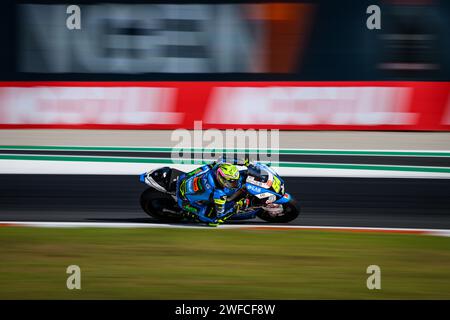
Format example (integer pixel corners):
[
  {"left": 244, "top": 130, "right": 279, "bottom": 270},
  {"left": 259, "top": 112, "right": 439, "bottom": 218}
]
[{"left": 272, "top": 176, "right": 281, "bottom": 193}]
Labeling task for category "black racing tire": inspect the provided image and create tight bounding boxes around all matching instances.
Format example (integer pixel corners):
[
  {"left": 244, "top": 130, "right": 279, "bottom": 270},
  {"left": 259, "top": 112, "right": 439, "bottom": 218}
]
[
  {"left": 256, "top": 198, "right": 300, "bottom": 223},
  {"left": 140, "top": 188, "right": 184, "bottom": 222}
]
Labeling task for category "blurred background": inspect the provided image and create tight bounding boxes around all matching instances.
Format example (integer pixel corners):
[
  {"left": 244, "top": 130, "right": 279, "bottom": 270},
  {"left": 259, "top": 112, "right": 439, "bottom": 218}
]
[
  {"left": 4, "top": 0, "right": 450, "bottom": 80},
  {"left": 0, "top": 0, "right": 448, "bottom": 130},
  {"left": 0, "top": 0, "right": 450, "bottom": 300}
]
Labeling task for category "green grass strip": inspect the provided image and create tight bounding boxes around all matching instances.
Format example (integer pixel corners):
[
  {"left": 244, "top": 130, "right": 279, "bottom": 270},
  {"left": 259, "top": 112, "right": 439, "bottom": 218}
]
[{"left": 1, "top": 227, "right": 449, "bottom": 299}]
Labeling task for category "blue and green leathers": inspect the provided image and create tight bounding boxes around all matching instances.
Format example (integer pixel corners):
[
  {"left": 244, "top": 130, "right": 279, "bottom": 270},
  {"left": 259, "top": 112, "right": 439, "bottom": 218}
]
[{"left": 176, "top": 159, "right": 246, "bottom": 225}]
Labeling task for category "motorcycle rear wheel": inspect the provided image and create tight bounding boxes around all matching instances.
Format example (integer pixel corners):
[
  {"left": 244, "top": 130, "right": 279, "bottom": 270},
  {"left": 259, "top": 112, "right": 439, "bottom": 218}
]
[
  {"left": 140, "top": 188, "right": 184, "bottom": 222},
  {"left": 257, "top": 199, "right": 300, "bottom": 223}
]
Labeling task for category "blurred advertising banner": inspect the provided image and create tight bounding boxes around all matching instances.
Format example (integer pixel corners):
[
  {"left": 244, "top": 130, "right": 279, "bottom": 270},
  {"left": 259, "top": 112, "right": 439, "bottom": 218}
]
[
  {"left": 19, "top": 3, "right": 313, "bottom": 73},
  {"left": 0, "top": 82, "right": 449, "bottom": 130}
]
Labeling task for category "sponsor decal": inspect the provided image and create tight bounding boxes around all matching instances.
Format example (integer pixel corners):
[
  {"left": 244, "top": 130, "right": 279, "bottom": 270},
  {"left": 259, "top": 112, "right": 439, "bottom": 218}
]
[
  {"left": 205, "top": 86, "right": 415, "bottom": 126},
  {"left": 0, "top": 86, "right": 180, "bottom": 125},
  {"left": 192, "top": 177, "right": 202, "bottom": 192},
  {"left": 0, "top": 81, "right": 449, "bottom": 131},
  {"left": 246, "top": 184, "right": 262, "bottom": 194},
  {"left": 266, "top": 195, "right": 277, "bottom": 204}
]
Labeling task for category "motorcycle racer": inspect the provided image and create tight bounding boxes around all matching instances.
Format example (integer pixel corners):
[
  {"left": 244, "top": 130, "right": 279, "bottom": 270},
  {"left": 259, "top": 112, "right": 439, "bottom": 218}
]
[{"left": 176, "top": 158, "right": 250, "bottom": 227}]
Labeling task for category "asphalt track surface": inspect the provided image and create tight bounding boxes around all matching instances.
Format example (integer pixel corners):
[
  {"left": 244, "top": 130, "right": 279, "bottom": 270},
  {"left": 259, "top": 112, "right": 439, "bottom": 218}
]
[{"left": 1, "top": 174, "right": 450, "bottom": 229}]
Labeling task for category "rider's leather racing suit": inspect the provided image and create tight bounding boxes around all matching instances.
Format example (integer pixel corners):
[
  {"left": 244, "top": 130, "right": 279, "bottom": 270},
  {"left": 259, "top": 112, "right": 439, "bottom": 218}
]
[{"left": 176, "top": 159, "right": 247, "bottom": 225}]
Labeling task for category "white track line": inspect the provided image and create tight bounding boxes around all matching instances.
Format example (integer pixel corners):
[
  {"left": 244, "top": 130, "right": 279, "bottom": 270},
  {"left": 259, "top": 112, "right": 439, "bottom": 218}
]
[
  {"left": 1, "top": 221, "right": 449, "bottom": 237},
  {"left": 2, "top": 159, "right": 450, "bottom": 178}
]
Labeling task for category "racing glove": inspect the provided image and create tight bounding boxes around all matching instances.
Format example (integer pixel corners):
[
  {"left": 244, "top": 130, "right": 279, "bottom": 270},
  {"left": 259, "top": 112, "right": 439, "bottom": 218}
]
[
  {"left": 208, "top": 198, "right": 250, "bottom": 227},
  {"left": 234, "top": 198, "right": 250, "bottom": 212}
]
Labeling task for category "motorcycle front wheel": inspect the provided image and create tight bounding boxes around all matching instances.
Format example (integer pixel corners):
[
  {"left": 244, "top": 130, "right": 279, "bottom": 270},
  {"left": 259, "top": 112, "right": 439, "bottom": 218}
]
[{"left": 257, "top": 199, "right": 300, "bottom": 223}]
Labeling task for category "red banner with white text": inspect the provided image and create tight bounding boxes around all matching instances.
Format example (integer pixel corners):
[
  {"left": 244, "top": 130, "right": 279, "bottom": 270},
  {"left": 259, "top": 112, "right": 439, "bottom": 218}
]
[{"left": 0, "top": 82, "right": 449, "bottom": 131}]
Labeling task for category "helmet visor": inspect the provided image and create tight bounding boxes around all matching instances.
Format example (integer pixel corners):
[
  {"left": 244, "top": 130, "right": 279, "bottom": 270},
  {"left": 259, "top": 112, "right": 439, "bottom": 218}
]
[{"left": 217, "top": 170, "right": 239, "bottom": 189}]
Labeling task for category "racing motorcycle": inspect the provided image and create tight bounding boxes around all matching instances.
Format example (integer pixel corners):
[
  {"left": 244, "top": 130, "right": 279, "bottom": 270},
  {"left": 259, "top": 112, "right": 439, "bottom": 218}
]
[{"left": 139, "top": 162, "right": 300, "bottom": 224}]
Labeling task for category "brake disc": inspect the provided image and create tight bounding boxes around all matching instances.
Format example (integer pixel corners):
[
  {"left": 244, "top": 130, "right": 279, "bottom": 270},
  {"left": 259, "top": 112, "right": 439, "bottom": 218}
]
[{"left": 263, "top": 204, "right": 284, "bottom": 216}]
